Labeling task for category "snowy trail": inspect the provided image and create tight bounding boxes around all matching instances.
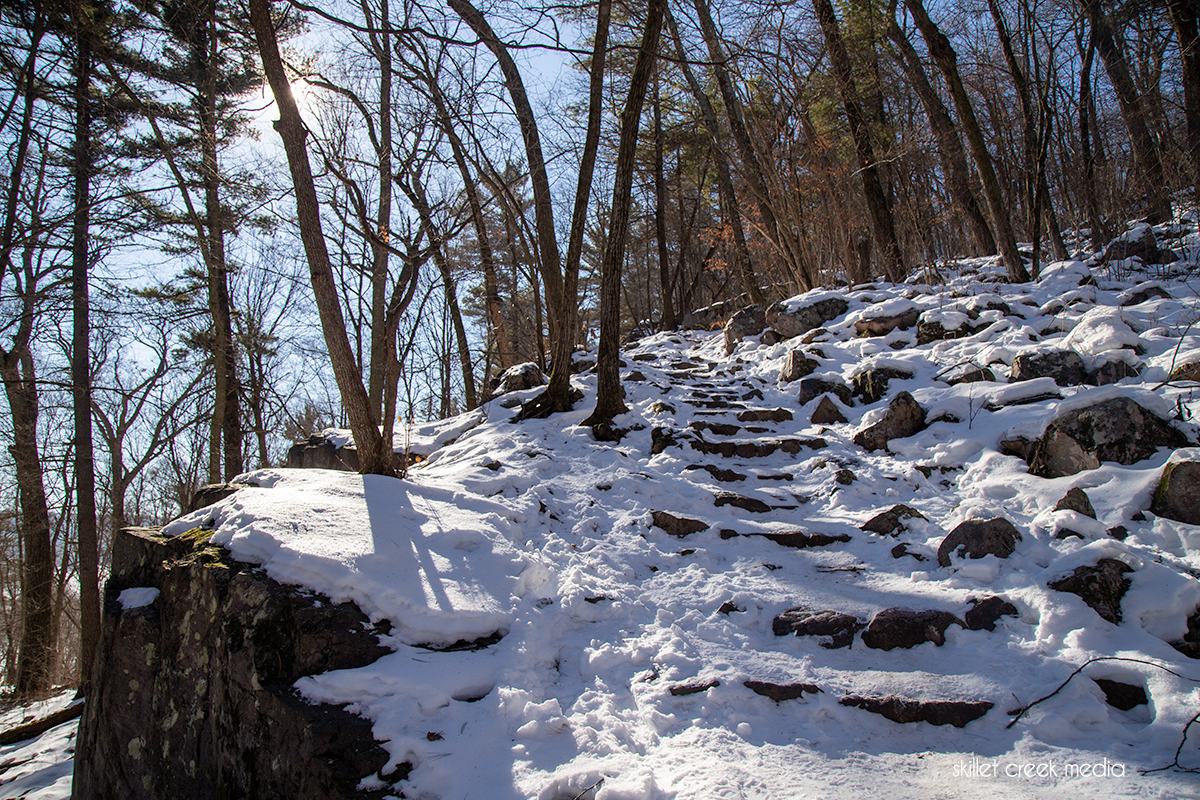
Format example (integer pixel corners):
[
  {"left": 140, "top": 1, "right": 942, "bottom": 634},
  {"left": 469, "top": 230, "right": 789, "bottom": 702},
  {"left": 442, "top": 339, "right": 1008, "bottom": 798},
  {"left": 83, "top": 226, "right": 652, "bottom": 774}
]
[{"left": 17, "top": 235, "right": 1200, "bottom": 799}]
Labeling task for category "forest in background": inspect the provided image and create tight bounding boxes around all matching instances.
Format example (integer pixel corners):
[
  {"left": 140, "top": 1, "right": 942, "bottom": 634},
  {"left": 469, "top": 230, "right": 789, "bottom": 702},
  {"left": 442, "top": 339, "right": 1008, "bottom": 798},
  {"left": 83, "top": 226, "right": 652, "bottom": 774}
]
[{"left": 0, "top": 0, "right": 1195, "bottom": 701}]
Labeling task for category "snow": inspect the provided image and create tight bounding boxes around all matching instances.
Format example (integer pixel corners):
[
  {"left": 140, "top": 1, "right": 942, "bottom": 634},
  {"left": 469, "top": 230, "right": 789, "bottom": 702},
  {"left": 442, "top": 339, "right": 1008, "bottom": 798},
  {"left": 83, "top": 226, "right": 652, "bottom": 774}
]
[
  {"left": 0, "top": 691, "right": 77, "bottom": 800},
  {"left": 16, "top": 231, "right": 1200, "bottom": 799},
  {"left": 116, "top": 587, "right": 159, "bottom": 610}
]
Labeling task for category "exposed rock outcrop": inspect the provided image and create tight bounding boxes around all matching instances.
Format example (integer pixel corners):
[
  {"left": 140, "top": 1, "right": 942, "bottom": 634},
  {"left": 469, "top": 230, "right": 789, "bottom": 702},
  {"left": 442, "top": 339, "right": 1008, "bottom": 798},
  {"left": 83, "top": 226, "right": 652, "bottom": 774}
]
[
  {"left": 744, "top": 680, "right": 821, "bottom": 702},
  {"left": 651, "top": 510, "right": 708, "bottom": 537},
  {"left": 74, "top": 528, "right": 399, "bottom": 800},
  {"left": 724, "top": 305, "right": 766, "bottom": 354},
  {"left": 852, "top": 367, "right": 914, "bottom": 404},
  {"left": 779, "top": 350, "right": 818, "bottom": 383},
  {"left": 854, "top": 307, "right": 919, "bottom": 337},
  {"left": 767, "top": 297, "right": 848, "bottom": 339},
  {"left": 798, "top": 378, "right": 853, "bottom": 406},
  {"left": 187, "top": 483, "right": 246, "bottom": 513},
  {"left": 1009, "top": 350, "right": 1087, "bottom": 387},
  {"left": 1026, "top": 397, "right": 1191, "bottom": 478},
  {"left": 1048, "top": 558, "right": 1133, "bottom": 624},
  {"left": 839, "top": 696, "right": 992, "bottom": 727},
  {"left": 287, "top": 435, "right": 360, "bottom": 471},
  {"left": 1151, "top": 460, "right": 1200, "bottom": 524},
  {"left": 860, "top": 505, "right": 925, "bottom": 536},
  {"left": 1054, "top": 487, "right": 1097, "bottom": 519},
  {"left": 853, "top": 392, "right": 927, "bottom": 452},
  {"left": 860, "top": 608, "right": 961, "bottom": 650},
  {"left": 495, "top": 361, "right": 547, "bottom": 394},
  {"left": 810, "top": 396, "right": 848, "bottom": 424},
  {"left": 772, "top": 607, "right": 864, "bottom": 649},
  {"left": 937, "top": 518, "right": 1021, "bottom": 567},
  {"left": 963, "top": 596, "right": 1019, "bottom": 631}
]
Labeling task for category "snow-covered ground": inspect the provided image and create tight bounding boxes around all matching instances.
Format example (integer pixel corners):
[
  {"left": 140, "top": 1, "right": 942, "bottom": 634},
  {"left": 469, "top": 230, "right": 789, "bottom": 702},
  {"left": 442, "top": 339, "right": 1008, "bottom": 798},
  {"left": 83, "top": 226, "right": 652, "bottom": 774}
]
[
  {"left": 10, "top": 226, "right": 1200, "bottom": 799},
  {"left": 0, "top": 692, "right": 78, "bottom": 800}
]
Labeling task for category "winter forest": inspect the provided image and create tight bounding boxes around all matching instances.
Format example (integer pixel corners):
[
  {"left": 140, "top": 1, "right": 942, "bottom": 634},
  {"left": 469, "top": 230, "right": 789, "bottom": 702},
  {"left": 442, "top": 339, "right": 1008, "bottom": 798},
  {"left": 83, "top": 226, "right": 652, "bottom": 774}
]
[{"left": 0, "top": 0, "right": 1197, "bottom": 730}]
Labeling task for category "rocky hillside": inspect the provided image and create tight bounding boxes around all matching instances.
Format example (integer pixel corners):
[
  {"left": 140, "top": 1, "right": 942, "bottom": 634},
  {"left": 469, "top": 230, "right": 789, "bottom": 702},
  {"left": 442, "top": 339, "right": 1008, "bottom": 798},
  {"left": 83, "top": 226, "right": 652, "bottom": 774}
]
[{"left": 81, "top": 220, "right": 1200, "bottom": 799}]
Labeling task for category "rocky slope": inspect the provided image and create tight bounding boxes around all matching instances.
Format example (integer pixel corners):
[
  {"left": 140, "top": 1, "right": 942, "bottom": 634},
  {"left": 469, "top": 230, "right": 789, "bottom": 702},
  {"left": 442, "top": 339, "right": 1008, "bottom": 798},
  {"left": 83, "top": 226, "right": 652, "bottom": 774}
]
[{"left": 77, "top": 220, "right": 1200, "bottom": 799}]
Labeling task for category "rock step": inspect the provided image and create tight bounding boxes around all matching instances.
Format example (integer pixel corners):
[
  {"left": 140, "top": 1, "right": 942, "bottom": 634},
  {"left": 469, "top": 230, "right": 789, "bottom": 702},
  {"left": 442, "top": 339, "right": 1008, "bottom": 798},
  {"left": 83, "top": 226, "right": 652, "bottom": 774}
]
[
  {"left": 720, "top": 530, "right": 851, "bottom": 549},
  {"left": 839, "top": 696, "right": 992, "bottom": 728},
  {"left": 689, "top": 438, "right": 826, "bottom": 458},
  {"left": 744, "top": 681, "right": 821, "bottom": 702}
]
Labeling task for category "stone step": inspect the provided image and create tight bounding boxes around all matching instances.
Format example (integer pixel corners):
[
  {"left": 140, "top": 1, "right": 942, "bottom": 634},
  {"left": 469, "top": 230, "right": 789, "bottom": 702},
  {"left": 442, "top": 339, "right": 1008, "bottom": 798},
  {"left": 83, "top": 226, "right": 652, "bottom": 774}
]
[{"left": 689, "top": 438, "right": 826, "bottom": 458}]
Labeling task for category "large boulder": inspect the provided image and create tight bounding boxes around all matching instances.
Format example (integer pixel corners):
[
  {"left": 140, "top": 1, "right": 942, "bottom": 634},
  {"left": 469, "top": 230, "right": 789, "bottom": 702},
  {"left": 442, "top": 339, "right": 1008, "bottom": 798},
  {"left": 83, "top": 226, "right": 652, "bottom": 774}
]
[
  {"left": 937, "top": 518, "right": 1021, "bottom": 567},
  {"left": 1048, "top": 558, "right": 1133, "bottom": 624},
  {"left": 1104, "top": 226, "right": 1167, "bottom": 264},
  {"left": 1009, "top": 350, "right": 1088, "bottom": 387},
  {"left": 810, "top": 396, "right": 848, "bottom": 424},
  {"left": 798, "top": 377, "right": 853, "bottom": 406},
  {"left": 779, "top": 350, "right": 818, "bottom": 383},
  {"left": 186, "top": 483, "right": 246, "bottom": 513},
  {"left": 853, "top": 392, "right": 927, "bottom": 452},
  {"left": 724, "top": 305, "right": 767, "bottom": 354},
  {"left": 1151, "top": 460, "right": 1200, "bottom": 524},
  {"left": 860, "top": 505, "right": 925, "bottom": 536},
  {"left": 854, "top": 307, "right": 920, "bottom": 337},
  {"left": 1026, "top": 397, "right": 1192, "bottom": 478},
  {"left": 772, "top": 607, "right": 864, "bottom": 649},
  {"left": 860, "top": 608, "right": 961, "bottom": 650},
  {"left": 766, "top": 297, "right": 848, "bottom": 339},
  {"left": 963, "top": 596, "right": 1019, "bottom": 631},
  {"left": 495, "top": 361, "right": 546, "bottom": 394},
  {"left": 287, "top": 435, "right": 358, "bottom": 471},
  {"left": 852, "top": 367, "right": 914, "bottom": 404},
  {"left": 74, "top": 529, "right": 398, "bottom": 799}
]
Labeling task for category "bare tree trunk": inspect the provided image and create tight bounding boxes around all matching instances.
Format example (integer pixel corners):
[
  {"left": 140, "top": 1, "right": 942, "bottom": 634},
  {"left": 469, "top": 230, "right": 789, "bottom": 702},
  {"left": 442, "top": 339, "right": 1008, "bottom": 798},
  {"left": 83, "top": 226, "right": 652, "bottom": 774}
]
[
  {"left": 985, "top": 0, "right": 1067, "bottom": 262},
  {"left": 249, "top": 0, "right": 392, "bottom": 475},
  {"left": 1, "top": 23, "right": 53, "bottom": 695},
  {"left": 192, "top": 0, "right": 242, "bottom": 482},
  {"left": 562, "top": 0, "right": 611, "bottom": 348},
  {"left": 885, "top": 13, "right": 996, "bottom": 255},
  {"left": 1082, "top": 0, "right": 1172, "bottom": 223},
  {"left": 71, "top": 14, "right": 100, "bottom": 694},
  {"left": 1168, "top": 0, "right": 1200, "bottom": 205},
  {"left": 448, "top": 0, "right": 574, "bottom": 417},
  {"left": 904, "top": 0, "right": 1030, "bottom": 282},
  {"left": 1078, "top": 27, "right": 1107, "bottom": 250},
  {"left": 586, "top": 0, "right": 665, "bottom": 431},
  {"left": 419, "top": 65, "right": 515, "bottom": 372},
  {"left": 665, "top": 8, "right": 762, "bottom": 305},
  {"left": 691, "top": 0, "right": 815, "bottom": 290},
  {"left": 2, "top": 341, "right": 54, "bottom": 696},
  {"left": 652, "top": 70, "right": 674, "bottom": 330},
  {"left": 363, "top": 0, "right": 395, "bottom": 453},
  {"left": 815, "top": 0, "right": 905, "bottom": 282}
]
